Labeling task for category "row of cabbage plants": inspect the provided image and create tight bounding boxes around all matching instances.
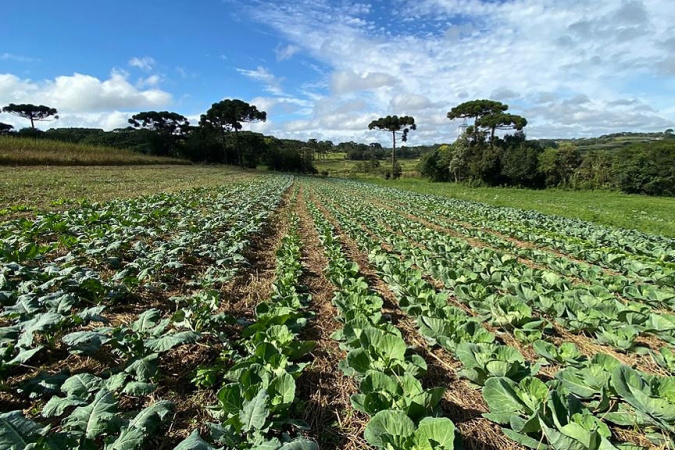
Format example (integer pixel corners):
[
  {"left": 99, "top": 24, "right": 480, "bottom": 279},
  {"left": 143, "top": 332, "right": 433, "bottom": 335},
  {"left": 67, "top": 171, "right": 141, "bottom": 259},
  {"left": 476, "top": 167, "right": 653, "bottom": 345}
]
[
  {"left": 1, "top": 176, "right": 293, "bottom": 449},
  {"left": 337, "top": 181, "right": 674, "bottom": 285},
  {"left": 176, "top": 186, "right": 318, "bottom": 449},
  {"left": 332, "top": 195, "right": 675, "bottom": 358},
  {"left": 344, "top": 185, "right": 675, "bottom": 308},
  {"left": 1, "top": 177, "right": 290, "bottom": 387},
  {"left": 307, "top": 200, "right": 457, "bottom": 449},
  {"left": 309, "top": 179, "right": 674, "bottom": 449}
]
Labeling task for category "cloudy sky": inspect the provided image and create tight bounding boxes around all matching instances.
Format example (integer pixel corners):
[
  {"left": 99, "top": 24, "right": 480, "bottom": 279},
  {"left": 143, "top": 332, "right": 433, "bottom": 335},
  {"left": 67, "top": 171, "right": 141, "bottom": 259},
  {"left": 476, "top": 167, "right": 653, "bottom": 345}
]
[{"left": 1, "top": 0, "right": 674, "bottom": 144}]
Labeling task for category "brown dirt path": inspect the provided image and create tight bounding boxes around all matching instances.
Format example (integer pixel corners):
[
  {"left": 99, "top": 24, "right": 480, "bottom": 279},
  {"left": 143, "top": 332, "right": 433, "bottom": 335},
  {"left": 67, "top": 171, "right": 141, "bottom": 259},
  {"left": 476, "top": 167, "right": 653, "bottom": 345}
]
[{"left": 294, "top": 186, "right": 367, "bottom": 449}]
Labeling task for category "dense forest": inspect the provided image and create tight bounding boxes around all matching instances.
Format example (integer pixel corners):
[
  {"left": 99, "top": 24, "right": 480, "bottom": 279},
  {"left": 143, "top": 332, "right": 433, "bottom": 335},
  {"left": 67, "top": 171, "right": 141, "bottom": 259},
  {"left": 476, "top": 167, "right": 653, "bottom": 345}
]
[
  {"left": 419, "top": 119, "right": 674, "bottom": 196},
  {"left": 420, "top": 134, "right": 675, "bottom": 196}
]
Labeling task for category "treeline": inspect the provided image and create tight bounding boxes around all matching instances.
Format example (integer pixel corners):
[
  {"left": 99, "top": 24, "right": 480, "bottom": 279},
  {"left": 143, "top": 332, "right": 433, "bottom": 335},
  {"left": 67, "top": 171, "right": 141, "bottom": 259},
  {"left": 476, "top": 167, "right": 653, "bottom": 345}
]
[
  {"left": 419, "top": 99, "right": 674, "bottom": 196},
  {"left": 335, "top": 141, "right": 436, "bottom": 160},
  {"left": 421, "top": 131, "right": 675, "bottom": 196},
  {"left": 561, "top": 130, "right": 674, "bottom": 148},
  {"left": 3, "top": 99, "right": 673, "bottom": 195},
  {"left": 0, "top": 101, "right": 321, "bottom": 173},
  {"left": 5, "top": 126, "right": 320, "bottom": 173},
  {"left": 0, "top": 102, "right": 425, "bottom": 174},
  {"left": 1, "top": 116, "right": 429, "bottom": 172}
]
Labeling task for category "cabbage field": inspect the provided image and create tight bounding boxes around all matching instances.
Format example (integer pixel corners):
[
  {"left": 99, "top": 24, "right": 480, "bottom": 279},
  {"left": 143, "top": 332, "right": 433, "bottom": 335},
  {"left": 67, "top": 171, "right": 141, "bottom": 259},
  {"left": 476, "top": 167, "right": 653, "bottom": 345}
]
[{"left": 1, "top": 175, "right": 674, "bottom": 450}]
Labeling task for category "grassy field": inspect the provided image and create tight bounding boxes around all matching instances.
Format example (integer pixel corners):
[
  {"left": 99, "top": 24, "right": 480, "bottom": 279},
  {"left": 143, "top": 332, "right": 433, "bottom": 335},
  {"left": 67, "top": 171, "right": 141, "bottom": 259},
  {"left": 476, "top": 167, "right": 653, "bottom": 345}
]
[
  {"left": 0, "top": 136, "right": 189, "bottom": 165},
  {"left": 360, "top": 177, "right": 675, "bottom": 237},
  {"left": 0, "top": 165, "right": 254, "bottom": 216},
  {"left": 315, "top": 156, "right": 420, "bottom": 176}
]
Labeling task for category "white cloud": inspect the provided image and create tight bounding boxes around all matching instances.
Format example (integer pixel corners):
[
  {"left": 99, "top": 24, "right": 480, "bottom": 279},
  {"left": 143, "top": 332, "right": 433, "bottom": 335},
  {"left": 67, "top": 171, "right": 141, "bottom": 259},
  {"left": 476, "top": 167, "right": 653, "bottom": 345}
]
[
  {"left": 1, "top": 53, "right": 38, "bottom": 63},
  {"left": 54, "top": 111, "right": 132, "bottom": 130},
  {"left": 658, "top": 54, "right": 675, "bottom": 75},
  {"left": 249, "top": 95, "right": 313, "bottom": 116},
  {"left": 524, "top": 96, "right": 672, "bottom": 134},
  {"left": 0, "top": 71, "right": 172, "bottom": 130},
  {"left": 175, "top": 67, "right": 189, "bottom": 78},
  {"left": 389, "top": 94, "right": 435, "bottom": 113},
  {"left": 237, "top": 66, "right": 285, "bottom": 95},
  {"left": 331, "top": 70, "right": 398, "bottom": 94},
  {"left": 491, "top": 88, "right": 520, "bottom": 102},
  {"left": 240, "top": 0, "right": 675, "bottom": 141},
  {"left": 275, "top": 44, "right": 300, "bottom": 61},
  {"left": 0, "top": 71, "right": 172, "bottom": 113},
  {"left": 0, "top": 109, "right": 133, "bottom": 131},
  {"left": 129, "top": 56, "right": 156, "bottom": 71},
  {"left": 137, "top": 74, "right": 162, "bottom": 88}
]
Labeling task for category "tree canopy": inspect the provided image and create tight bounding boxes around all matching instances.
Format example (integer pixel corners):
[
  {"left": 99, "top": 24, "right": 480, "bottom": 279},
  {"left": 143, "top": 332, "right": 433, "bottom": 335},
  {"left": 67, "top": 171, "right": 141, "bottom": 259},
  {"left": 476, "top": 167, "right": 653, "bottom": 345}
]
[
  {"left": 368, "top": 115, "right": 416, "bottom": 135},
  {"left": 0, "top": 122, "right": 13, "bottom": 135},
  {"left": 127, "top": 111, "right": 191, "bottom": 157},
  {"left": 201, "top": 99, "right": 267, "bottom": 131},
  {"left": 200, "top": 99, "right": 267, "bottom": 166},
  {"left": 476, "top": 112, "right": 528, "bottom": 142},
  {"left": 368, "top": 115, "right": 417, "bottom": 179},
  {"left": 2, "top": 104, "right": 59, "bottom": 129},
  {"left": 446, "top": 99, "right": 507, "bottom": 125},
  {"left": 447, "top": 99, "right": 527, "bottom": 145},
  {"left": 128, "top": 111, "right": 190, "bottom": 135}
]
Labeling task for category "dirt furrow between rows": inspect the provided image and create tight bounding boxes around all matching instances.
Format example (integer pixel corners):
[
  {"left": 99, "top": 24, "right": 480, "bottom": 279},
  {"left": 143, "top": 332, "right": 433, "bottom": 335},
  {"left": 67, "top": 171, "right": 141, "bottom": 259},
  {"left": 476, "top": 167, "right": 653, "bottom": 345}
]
[{"left": 294, "top": 187, "right": 367, "bottom": 450}]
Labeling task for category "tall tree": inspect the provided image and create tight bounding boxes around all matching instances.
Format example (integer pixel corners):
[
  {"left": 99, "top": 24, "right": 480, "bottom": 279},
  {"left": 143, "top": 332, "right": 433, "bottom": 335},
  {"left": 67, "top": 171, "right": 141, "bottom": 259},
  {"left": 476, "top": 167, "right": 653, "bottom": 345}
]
[
  {"left": 128, "top": 111, "right": 190, "bottom": 156},
  {"left": 446, "top": 99, "right": 507, "bottom": 142},
  {"left": 538, "top": 143, "right": 581, "bottom": 188},
  {"left": 446, "top": 137, "right": 471, "bottom": 182},
  {"left": 199, "top": 107, "right": 231, "bottom": 164},
  {"left": 476, "top": 112, "right": 527, "bottom": 144},
  {"left": 199, "top": 99, "right": 266, "bottom": 167},
  {"left": 2, "top": 104, "right": 59, "bottom": 129},
  {"left": 128, "top": 111, "right": 190, "bottom": 134},
  {"left": 0, "top": 122, "right": 14, "bottom": 135},
  {"left": 368, "top": 115, "right": 416, "bottom": 178}
]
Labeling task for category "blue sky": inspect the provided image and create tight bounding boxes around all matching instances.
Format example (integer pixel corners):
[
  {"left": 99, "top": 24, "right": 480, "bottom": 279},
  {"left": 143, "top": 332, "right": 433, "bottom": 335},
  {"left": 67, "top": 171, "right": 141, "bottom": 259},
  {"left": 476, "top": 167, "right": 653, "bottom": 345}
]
[
  {"left": 1, "top": 0, "right": 674, "bottom": 144},
  {"left": 0, "top": 1, "right": 319, "bottom": 119}
]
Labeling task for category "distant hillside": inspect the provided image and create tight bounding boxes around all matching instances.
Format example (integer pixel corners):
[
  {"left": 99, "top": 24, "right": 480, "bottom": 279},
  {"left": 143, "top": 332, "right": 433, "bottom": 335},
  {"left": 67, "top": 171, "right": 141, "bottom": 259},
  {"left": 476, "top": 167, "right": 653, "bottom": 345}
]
[{"left": 534, "top": 131, "right": 675, "bottom": 152}]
